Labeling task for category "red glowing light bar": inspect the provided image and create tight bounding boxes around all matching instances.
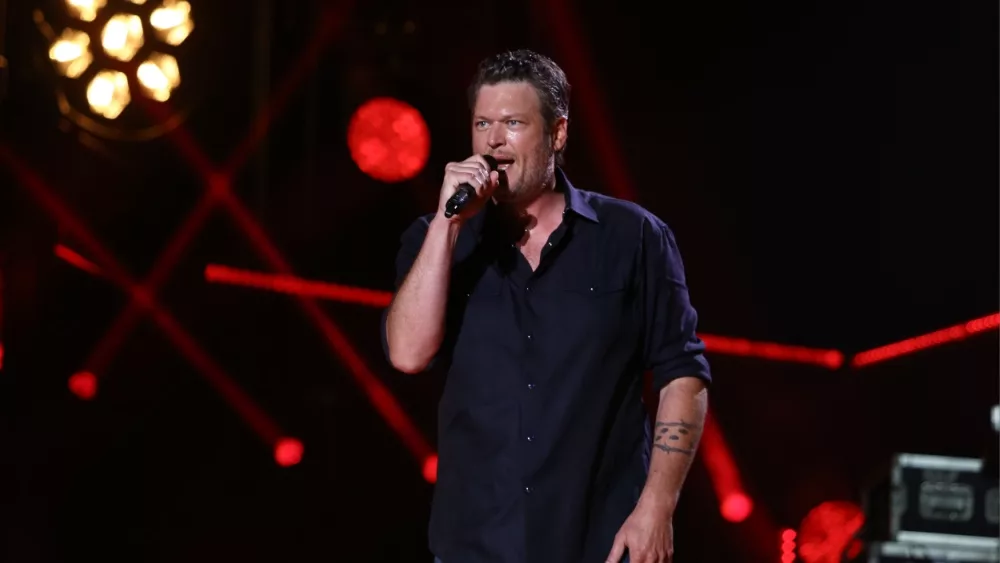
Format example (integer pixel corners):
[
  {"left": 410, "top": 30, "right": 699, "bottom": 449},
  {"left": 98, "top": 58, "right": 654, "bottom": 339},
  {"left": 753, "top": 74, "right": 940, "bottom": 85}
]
[
  {"left": 422, "top": 454, "right": 438, "bottom": 484},
  {"left": 55, "top": 243, "right": 104, "bottom": 276},
  {"left": 205, "top": 264, "right": 392, "bottom": 308},
  {"left": 851, "top": 312, "right": 1000, "bottom": 368},
  {"left": 204, "top": 264, "right": 845, "bottom": 367},
  {"left": 203, "top": 265, "right": 995, "bottom": 371},
  {"left": 701, "top": 413, "right": 754, "bottom": 523},
  {"left": 698, "top": 334, "right": 844, "bottom": 369}
]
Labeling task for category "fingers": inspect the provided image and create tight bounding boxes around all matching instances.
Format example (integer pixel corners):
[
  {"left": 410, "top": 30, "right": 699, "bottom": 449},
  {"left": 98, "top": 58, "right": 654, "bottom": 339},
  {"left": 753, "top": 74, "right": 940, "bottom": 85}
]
[
  {"left": 605, "top": 535, "right": 626, "bottom": 563},
  {"left": 467, "top": 154, "right": 495, "bottom": 173},
  {"left": 443, "top": 158, "right": 496, "bottom": 197},
  {"left": 444, "top": 163, "right": 487, "bottom": 188}
]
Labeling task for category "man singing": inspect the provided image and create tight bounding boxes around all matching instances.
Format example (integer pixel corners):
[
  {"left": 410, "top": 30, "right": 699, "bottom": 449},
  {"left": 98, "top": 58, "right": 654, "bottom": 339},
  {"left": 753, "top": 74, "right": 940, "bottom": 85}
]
[{"left": 381, "top": 49, "right": 712, "bottom": 563}]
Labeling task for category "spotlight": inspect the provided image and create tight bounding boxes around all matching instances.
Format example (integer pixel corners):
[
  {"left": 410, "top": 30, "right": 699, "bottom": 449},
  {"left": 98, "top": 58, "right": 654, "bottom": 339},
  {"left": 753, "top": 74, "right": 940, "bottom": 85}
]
[
  {"left": 85, "top": 68, "right": 129, "bottom": 118},
  {"left": 100, "top": 13, "right": 143, "bottom": 62},
  {"left": 64, "top": 0, "right": 106, "bottom": 22},
  {"left": 35, "top": 0, "right": 196, "bottom": 141},
  {"left": 136, "top": 52, "right": 179, "bottom": 101},
  {"left": 347, "top": 97, "right": 430, "bottom": 183},
  {"left": 150, "top": 0, "right": 193, "bottom": 46},
  {"left": 48, "top": 28, "right": 92, "bottom": 78}
]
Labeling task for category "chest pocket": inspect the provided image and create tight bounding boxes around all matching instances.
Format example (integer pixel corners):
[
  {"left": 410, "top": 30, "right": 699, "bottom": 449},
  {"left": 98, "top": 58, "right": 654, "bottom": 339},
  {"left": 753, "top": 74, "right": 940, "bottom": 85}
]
[{"left": 535, "top": 246, "right": 638, "bottom": 351}]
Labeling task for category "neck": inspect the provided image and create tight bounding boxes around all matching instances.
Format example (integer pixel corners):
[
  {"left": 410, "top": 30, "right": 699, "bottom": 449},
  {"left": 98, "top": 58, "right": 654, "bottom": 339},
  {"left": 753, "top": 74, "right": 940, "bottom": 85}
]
[{"left": 502, "top": 173, "right": 564, "bottom": 228}]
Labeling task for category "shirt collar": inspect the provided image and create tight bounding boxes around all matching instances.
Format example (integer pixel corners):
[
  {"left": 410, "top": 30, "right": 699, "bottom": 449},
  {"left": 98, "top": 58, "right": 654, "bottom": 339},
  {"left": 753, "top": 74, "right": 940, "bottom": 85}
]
[
  {"left": 556, "top": 167, "right": 599, "bottom": 223},
  {"left": 468, "top": 168, "right": 599, "bottom": 240}
]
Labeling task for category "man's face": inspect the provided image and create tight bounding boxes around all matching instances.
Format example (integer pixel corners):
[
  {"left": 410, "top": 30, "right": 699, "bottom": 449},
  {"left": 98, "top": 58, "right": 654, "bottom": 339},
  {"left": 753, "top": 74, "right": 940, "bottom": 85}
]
[{"left": 471, "top": 81, "right": 565, "bottom": 203}]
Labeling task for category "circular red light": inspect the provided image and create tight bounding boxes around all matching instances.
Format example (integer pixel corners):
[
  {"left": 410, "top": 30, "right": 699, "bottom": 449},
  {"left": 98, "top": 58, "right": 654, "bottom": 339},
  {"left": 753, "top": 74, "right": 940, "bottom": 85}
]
[
  {"left": 68, "top": 371, "right": 98, "bottom": 400},
  {"left": 347, "top": 97, "right": 430, "bottom": 183},
  {"left": 274, "top": 437, "right": 304, "bottom": 467},
  {"left": 721, "top": 492, "right": 753, "bottom": 522}
]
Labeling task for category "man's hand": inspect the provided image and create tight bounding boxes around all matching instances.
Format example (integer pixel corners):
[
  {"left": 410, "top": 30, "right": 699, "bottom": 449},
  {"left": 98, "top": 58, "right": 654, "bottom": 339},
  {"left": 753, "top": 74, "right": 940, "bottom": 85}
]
[
  {"left": 437, "top": 155, "right": 499, "bottom": 223},
  {"left": 605, "top": 503, "right": 674, "bottom": 563}
]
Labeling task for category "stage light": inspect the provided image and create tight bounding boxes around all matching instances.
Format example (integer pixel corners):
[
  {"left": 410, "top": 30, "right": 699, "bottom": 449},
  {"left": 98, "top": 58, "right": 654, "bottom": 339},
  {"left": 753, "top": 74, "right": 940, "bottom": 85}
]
[
  {"left": 68, "top": 371, "right": 98, "bottom": 400},
  {"left": 797, "top": 501, "right": 864, "bottom": 563},
  {"left": 150, "top": 0, "right": 193, "bottom": 46},
  {"left": 781, "top": 528, "right": 797, "bottom": 563},
  {"left": 65, "top": 0, "right": 106, "bottom": 22},
  {"left": 137, "top": 52, "right": 180, "bottom": 101},
  {"left": 423, "top": 454, "right": 438, "bottom": 483},
  {"left": 36, "top": 0, "right": 195, "bottom": 139},
  {"left": 720, "top": 492, "right": 753, "bottom": 522},
  {"left": 347, "top": 97, "right": 430, "bottom": 183},
  {"left": 86, "top": 69, "right": 130, "bottom": 119},
  {"left": 48, "top": 29, "right": 92, "bottom": 78},
  {"left": 101, "top": 13, "right": 144, "bottom": 62},
  {"left": 274, "top": 437, "right": 304, "bottom": 467}
]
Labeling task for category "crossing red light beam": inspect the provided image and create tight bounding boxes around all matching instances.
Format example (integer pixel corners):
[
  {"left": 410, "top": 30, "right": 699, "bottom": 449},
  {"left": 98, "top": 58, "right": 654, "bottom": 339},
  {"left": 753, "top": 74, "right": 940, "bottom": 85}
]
[
  {"left": 1, "top": 144, "right": 293, "bottom": 453},
  {"left": 851, "top": 312, "right": 1000, "bottom": 368}
]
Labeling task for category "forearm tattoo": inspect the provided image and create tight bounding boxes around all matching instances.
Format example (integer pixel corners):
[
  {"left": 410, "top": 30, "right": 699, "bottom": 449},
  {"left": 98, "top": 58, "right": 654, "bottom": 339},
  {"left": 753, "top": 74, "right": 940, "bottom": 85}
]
[{"left": 653, "top": 420, "right": 700, "bottom": 455}]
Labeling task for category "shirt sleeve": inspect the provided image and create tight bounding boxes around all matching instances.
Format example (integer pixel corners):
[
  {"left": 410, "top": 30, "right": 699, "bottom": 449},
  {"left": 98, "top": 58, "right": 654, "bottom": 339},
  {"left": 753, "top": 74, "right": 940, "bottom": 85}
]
[
  {"left": 380, "top": 215, "right": 431, "bottom": 364},
  {"left": 641, "top": 218, "right": 712, "bottom": 390}
]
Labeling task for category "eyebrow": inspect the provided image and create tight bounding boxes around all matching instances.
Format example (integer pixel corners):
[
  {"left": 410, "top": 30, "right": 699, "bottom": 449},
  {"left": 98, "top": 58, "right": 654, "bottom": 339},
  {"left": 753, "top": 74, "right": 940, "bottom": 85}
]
[{"left": 474, "top": 114, "right": 529, "bottom": 121}]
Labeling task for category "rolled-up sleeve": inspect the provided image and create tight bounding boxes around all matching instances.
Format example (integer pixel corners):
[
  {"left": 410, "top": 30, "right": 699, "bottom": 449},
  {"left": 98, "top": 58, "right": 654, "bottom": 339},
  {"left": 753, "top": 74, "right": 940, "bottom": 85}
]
[
  {"left": 380, "top": 216, "right": 431, "bottom": 363},
  {"left": 641, "top": 218, "right": 712, "bottom": 390}
]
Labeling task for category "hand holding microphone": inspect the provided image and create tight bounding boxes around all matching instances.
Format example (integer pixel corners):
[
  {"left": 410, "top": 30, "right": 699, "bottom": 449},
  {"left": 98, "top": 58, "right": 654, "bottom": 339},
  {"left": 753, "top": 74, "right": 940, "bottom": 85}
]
[{"left": 440, "top": 155, "right": 499, "bottom": 221}]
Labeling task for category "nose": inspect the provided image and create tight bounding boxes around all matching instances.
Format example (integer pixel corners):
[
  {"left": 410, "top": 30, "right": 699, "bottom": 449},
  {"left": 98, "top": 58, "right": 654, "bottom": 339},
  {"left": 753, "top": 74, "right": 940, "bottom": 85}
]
[{"left": 487, "top": 125, "right": 506, "bottom": 149}]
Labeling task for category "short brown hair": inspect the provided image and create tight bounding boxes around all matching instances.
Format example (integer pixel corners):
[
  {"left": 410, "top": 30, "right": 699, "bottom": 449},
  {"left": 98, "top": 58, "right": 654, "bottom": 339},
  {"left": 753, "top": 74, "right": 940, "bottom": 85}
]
[{"left": 467, "top": 49, "right": 571, "bottom": 164}]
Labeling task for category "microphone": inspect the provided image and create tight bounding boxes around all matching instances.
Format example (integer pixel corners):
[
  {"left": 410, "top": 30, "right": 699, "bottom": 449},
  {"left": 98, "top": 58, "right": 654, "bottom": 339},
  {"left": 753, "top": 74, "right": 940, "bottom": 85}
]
[{"left": 443, "top": 155, "right": 498, "bottom": 218}]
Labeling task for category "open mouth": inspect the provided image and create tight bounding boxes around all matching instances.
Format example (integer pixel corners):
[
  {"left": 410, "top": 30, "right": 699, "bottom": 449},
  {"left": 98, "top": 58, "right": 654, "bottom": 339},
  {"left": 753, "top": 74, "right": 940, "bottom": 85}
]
[{"left": 493, "top": 156, "right": 514, "bottom": 171}]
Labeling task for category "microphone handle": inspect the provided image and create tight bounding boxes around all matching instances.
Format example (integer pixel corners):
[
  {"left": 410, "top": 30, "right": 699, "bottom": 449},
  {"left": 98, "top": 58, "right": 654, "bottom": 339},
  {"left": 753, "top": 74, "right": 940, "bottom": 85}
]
[
  {"left": 443, "top": 184, "right": 476, "bottom": 218},
  {"left": 442, "top": 156, "right": 498, "bottom": 219}
]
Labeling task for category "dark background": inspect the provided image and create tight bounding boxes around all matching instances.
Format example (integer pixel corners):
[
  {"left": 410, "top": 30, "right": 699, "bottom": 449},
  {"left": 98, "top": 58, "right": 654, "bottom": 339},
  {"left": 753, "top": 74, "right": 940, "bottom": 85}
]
[{"left": 1, "top": 0, "right": 997, "bottom": 561}]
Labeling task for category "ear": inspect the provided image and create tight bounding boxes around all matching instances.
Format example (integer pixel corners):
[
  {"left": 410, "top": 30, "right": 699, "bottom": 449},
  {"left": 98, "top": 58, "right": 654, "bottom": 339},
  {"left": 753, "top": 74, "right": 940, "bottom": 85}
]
[{"left": 551, "top": 117, "right": 568, "bottom": 153}]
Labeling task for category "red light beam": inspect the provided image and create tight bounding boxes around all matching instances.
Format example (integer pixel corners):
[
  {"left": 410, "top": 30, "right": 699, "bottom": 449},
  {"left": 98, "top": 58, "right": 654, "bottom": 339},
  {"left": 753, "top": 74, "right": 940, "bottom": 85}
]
[
  {"left": 54, "top": 243, "right": 104, "bottom": 277},
  {"left": 206, "top": 264, "right": 392, "bottom": 307},
  {"left": 204, "top": 264, "right": 850, "bottom": 371},
  {"left": 2, "top": 145, "right": 291, "bottom": 453},
  {"left": 701, "top": 412, "right": 754, "bottom": 523},
  {"left": 535, "top": 0, "right": 637, "bottom": 202},
  {"left": 699, "top": 334, "right": 844, "bottom": 369},
  {"left": 851, "top": 312, "right": 1000, "bottom": 368}
]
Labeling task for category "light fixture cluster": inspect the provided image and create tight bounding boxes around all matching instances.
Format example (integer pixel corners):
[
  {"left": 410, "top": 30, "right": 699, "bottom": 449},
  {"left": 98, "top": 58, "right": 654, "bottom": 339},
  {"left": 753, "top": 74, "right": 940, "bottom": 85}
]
[{"left": 47, "top": 0, "right": 193, "bottom": 119}]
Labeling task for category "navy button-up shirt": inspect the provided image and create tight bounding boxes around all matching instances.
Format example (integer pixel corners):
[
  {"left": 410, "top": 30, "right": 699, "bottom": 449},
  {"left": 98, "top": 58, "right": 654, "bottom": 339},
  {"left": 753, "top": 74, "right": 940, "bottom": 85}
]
[{"left": 382, "top": 169, "right": 711, "bottom": 563}]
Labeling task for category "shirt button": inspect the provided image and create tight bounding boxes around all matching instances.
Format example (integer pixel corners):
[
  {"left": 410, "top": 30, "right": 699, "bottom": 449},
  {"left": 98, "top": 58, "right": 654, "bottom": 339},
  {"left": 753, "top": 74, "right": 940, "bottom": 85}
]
[
  {"left": 527, "top": 383, "right": 535, "bottom": 390},
  {"left": 527, "top": 334, "right": 532, "bottom": 340},
  {"left": 524, "top": 486, "right": 533, "bottom": 494},
  {"left": 526, "top": 435, "right": 534, "bottom": 442}
]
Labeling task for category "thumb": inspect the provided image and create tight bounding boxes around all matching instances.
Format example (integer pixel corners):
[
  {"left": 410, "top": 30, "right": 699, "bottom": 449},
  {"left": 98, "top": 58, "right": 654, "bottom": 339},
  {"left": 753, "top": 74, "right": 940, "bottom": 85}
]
[{"left": 605, "top": 535, "right": 627, "bottom": 563}]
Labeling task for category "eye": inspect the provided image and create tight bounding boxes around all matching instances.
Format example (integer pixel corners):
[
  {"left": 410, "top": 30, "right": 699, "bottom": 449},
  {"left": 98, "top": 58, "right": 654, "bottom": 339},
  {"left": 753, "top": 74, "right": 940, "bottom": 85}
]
[
  {"left": 475, "top": 120, "right": 488, "bottom": 129},
  {"left": 507, "top": 120, "right": 521, "bottom": 126}
]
